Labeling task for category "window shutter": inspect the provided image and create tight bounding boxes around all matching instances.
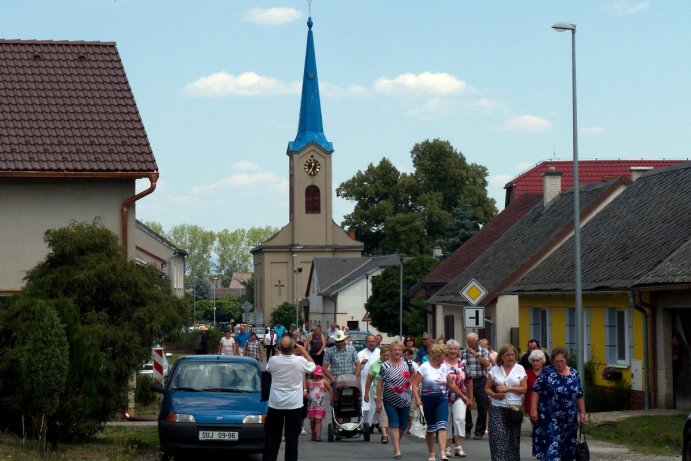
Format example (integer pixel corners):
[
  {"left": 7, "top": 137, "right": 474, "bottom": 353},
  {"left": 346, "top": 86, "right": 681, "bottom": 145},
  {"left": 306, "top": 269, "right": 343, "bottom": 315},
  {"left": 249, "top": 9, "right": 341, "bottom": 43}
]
[
  {"left": 605, "top": 308, "right": 616, "bottom": 364},
  {"left": 584, "top": 308, "right": 591, "bottom": 362}
]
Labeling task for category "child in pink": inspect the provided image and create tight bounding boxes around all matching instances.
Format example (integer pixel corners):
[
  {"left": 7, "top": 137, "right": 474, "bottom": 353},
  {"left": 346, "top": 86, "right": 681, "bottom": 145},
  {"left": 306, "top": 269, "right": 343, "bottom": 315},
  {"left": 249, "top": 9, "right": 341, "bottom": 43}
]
[{"left": 307, "top": 365, "right": 332, "bottom": 441}]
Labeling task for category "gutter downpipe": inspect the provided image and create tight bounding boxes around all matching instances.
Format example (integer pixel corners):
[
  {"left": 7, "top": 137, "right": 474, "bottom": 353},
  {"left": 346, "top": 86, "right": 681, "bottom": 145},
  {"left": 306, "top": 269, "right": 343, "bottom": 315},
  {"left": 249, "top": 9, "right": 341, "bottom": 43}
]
[
  {"left": 121, "top": 172, "right": 159, "bottom": 258},
  {"left": 631, "top": 290, "right": 653, "bottom": 409}
]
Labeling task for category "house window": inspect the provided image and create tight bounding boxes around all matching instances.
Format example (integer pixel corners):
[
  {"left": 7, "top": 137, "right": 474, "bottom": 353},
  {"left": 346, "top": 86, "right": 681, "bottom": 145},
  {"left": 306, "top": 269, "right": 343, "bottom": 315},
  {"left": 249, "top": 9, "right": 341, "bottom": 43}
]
[
  {"left": 444, "top": 315, "right": 454, "bottom": 341},
  {"left": 605, "top": 308, "right": 632, "bottom": 366},
  {"left": 305, "top": 185, "right": 320, "bottom": 213},
  {"left": 566, "top": 308, "right": 591, "bottom": 362},
  {"left": 530, "top": 308, "right": 551, "bottom": 353}
]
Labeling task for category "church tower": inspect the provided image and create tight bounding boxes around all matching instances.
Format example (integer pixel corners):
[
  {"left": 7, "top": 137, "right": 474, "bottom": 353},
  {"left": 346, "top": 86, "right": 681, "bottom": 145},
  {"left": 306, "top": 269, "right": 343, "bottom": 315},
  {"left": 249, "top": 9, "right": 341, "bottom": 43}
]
[{"left": 252, "top": 17, "right": 363, "bottom": 325}]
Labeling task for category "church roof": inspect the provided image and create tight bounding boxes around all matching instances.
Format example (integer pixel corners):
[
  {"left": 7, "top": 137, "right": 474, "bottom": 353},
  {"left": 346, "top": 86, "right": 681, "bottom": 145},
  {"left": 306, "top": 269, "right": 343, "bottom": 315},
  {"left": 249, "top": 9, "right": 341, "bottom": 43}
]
[
  {"left": 288, "top": 17, "right": 333, "bottom": 154},
  {"left": 0, "top": 39, "right": 157, "bottom": 175}
]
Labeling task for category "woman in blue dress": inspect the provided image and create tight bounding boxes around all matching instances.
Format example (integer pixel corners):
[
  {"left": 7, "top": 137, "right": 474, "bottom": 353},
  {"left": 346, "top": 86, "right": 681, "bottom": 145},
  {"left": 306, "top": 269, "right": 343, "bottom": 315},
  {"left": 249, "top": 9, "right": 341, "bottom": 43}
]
[{"left": 529, "top": 346, "right": 587, "bottom": 461}]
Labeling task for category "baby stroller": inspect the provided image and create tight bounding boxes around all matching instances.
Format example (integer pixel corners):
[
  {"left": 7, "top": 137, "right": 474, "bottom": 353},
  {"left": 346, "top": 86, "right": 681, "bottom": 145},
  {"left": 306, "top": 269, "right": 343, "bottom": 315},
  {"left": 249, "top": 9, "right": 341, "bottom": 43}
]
[{"left": 327, "top": 374, "right": 370, "bottom": 442}]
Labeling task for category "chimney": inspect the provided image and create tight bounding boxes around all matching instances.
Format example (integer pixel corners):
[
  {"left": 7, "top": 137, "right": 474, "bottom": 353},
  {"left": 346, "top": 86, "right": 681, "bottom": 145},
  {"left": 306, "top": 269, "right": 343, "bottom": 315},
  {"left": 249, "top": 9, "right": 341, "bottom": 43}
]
[
  {"left": 543, "top": 167, "right": 562, "bottom": 207},
  {"left": 630, "top": 166, "right": 653, "bottom": 182}
]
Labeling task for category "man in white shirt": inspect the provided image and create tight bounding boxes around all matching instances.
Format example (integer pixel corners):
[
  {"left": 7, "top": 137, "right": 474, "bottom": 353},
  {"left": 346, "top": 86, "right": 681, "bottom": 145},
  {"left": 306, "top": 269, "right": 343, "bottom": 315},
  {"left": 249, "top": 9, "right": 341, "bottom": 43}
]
[
  {"left": 357, "top": 334, "right": 380, "bottom": 426},
  {"left": 263, "top": 335, "right": 315, "bottom": 461}
]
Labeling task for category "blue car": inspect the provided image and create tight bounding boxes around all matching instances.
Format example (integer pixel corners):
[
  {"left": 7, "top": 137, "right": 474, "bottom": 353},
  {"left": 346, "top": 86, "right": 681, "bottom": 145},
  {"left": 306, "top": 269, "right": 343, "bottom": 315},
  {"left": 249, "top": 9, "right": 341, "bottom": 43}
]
[{"left": 152, "top": 355, "right": 268, "bottom": 460}]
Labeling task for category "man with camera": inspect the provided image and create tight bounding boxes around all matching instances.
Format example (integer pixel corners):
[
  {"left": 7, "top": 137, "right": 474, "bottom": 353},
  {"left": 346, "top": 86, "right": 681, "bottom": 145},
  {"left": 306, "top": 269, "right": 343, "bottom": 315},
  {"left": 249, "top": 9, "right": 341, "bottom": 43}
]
[{"left": 263, "top": 335, "right": 315, "bottom": 461}]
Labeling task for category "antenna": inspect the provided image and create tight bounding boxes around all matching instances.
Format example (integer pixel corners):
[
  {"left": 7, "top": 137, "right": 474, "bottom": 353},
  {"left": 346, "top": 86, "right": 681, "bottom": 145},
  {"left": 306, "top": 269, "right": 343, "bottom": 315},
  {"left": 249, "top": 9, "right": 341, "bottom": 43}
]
[{"left": 307, "top": 0, "right": 312, "bottom": 17}]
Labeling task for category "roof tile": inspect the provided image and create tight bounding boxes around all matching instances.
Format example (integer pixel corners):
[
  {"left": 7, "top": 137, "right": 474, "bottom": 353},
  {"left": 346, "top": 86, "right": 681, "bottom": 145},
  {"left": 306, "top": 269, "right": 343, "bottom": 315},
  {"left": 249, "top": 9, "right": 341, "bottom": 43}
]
[{"left": 0, "top": 39, "right": 156, "bottom": 174}]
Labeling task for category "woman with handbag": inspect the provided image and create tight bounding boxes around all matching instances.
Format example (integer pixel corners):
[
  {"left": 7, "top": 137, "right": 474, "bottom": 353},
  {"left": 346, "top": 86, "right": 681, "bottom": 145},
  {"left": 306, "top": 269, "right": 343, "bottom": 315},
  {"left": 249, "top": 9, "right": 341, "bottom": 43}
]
[
  {"left": 412, "top": 343, "right": 451, "bottom": 461},
  {"left": 486, "top": 344, "right": 527, "bottom": 461},
  {"left": 530, "top": 346, "right": 586, "bottom": 461}
]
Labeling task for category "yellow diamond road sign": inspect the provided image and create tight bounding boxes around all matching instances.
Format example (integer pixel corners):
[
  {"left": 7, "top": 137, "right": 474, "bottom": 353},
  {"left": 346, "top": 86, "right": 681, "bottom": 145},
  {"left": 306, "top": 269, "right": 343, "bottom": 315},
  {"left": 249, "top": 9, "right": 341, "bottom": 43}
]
[{"left": 460, "top": 279, "right": 487, "bottom": 306}]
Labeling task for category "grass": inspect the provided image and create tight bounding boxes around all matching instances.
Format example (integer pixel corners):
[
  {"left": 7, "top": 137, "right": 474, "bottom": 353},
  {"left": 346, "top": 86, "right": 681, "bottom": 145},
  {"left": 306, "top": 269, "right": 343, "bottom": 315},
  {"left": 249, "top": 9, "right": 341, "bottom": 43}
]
[
  {"left": 0, "top": 426, "right": 160, "bottom": 461},
  {"left": 588, "top": 414, "right": 685, "bottom": 457}
]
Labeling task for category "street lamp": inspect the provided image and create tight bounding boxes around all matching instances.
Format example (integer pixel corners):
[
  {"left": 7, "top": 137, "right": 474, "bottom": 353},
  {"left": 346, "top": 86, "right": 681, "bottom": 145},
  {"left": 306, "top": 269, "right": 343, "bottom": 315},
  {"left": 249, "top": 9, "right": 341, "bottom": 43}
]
[
  {"left": 293, "top": 254, "right": 303, "bottom": 328},
  {"left": 212, "top": 276, "right": 218, "bottom": 326},
  {"left": 399, "top": 255, "right": 404, "bottom": 340},
  {"left": 553, "top": 21, "right": 584, "bottom": 382}
]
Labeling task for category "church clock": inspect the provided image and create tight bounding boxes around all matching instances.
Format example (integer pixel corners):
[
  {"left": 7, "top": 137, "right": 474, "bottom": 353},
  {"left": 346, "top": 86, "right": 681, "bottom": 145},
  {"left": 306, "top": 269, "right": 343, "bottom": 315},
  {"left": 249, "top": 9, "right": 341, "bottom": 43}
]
[{"left": 304, "top": 158, "right": 320, "bottom": 176}]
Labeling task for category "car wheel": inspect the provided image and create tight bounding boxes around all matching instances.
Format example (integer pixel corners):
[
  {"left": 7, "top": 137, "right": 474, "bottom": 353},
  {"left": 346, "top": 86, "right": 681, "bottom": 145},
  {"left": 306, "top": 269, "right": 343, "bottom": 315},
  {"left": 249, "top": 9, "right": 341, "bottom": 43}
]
[
  {"left": 328, "top": 423, "right": 334, "bottom": 442},
  {"left": 363, "top": 422, "right": 370, "bottom": 442}
]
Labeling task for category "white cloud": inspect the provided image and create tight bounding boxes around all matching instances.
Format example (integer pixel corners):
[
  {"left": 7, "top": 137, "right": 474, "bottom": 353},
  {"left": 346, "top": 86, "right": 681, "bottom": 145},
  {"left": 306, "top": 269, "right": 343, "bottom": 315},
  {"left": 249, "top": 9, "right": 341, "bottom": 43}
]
[
  {"left": 192, "top": 171, "right": 288, "bottom": 194},
  {"left": 185, "top": 71, "right": 299, "bottom": 97},
  {"left": 374, "top": 72, "right": 468, "bottom": 96},
  {"left": 232, "top": 160, "right": 261, "bottom": 172},
  {"left": 468, "top": 98, "right": 507, "bottom": 114},
  {"left": 500, "top": 115, "right": 552, "bottom": 133},
  {"left": 489, "top": 174, "right": 515, "bottom": 187},
  {"left": 404, "top": 97, "right": 449, "bottom": 118},
  {"left": 582, "top": 126, "right": 604, "bottom": 136},
  {"left": 244, "top": 7, "right": 302, "bottom": 25},
  {"left": 604, "top": 1, "right": 650, "bottom": 15}
]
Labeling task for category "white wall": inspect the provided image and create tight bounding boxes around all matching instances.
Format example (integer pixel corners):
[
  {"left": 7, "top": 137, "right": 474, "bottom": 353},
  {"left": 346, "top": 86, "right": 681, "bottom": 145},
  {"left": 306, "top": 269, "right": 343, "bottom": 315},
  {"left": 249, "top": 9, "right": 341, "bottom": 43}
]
[{"left": 0, "top": 179, "right": 135, "bottom": 293}]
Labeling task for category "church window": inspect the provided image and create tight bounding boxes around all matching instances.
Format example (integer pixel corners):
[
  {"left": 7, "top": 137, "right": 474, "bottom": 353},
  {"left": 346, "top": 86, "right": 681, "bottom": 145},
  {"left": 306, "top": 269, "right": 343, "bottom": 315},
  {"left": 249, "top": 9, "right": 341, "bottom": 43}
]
[{"left": 305, "top": 185, "right": 320, "bottom": 213}]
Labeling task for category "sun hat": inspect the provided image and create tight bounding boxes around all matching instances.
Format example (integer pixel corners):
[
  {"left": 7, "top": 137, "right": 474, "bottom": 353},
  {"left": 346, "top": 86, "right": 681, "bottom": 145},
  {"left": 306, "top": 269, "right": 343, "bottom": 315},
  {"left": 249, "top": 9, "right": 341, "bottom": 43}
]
[
  {"left": 331, "top": 330, "right": 349, "bottom": 342},
  {"left": 199, "top": 325, "right": 209, "bottom": 332},
  {"left": 313, "top": 365, "right": 323, "bottom": 376}
]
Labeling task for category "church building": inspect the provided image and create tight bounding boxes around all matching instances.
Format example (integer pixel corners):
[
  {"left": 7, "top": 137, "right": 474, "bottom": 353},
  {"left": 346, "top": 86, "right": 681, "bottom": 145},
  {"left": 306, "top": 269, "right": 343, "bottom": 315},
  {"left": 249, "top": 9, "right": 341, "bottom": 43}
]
[{"left": 251, "top": 17, "right": 363, "bottom": 324}]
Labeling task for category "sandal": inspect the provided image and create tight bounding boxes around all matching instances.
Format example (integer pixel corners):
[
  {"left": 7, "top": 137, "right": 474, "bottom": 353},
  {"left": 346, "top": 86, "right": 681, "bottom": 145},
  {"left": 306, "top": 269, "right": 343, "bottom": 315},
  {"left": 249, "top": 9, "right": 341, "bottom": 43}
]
[
  {"left": 454, "top": 446, "right": 466, "bottom": 457},
  {"left": 381, "top": 435, "right": 388, "bottom": 444},
  {"left": 428, "top": 454, "right": 437, "bottom": 461}
]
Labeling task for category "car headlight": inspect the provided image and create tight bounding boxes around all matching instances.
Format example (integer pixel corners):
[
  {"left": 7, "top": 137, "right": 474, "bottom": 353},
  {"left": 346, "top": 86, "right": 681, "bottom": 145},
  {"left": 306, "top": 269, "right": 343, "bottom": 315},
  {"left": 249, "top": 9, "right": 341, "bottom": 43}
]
[
  {"left": 242, "top": 415, "right": 265, "bottom": 424},
  {"left": 164, "top": 413, "right": 196, "bottom": 423}
]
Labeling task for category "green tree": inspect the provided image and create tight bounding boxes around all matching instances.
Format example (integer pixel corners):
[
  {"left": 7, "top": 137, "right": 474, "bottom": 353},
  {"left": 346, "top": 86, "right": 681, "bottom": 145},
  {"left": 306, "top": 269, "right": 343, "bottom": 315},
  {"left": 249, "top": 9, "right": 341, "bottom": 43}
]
[
  {"left": 271, "top": 302, "right": 297, "bottom": 329},
  {"left": 167, "top": 224, "right": 216, "bottom": 282},
  {"left": 215, "top": 226, "right": 277, "bottom": 286},
  {"left": 0, "top": 222, "right": 187, "bottom": 443},
  {"left": 337, "top": 139, "right": 496, "bottom": 255},
  {"left": 366, "top": 256, "right": 439, "bottom": 336},
  {"left": 142, "top": 220, "right": 165, "bottom": 236}
]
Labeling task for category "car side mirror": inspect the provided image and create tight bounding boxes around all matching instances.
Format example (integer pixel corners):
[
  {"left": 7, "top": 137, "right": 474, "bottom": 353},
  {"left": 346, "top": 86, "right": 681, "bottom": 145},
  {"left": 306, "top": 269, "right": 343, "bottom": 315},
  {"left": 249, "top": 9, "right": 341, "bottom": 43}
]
[{"left": 150, "top": 383, "right": 164, "bottom": 394}]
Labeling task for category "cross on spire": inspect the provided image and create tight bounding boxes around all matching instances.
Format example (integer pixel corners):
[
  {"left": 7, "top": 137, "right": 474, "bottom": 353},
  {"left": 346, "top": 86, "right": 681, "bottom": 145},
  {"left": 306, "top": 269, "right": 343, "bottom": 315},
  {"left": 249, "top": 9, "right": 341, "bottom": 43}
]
[{"left": 307, "top": 0, "right": 312, "bottom": 17}]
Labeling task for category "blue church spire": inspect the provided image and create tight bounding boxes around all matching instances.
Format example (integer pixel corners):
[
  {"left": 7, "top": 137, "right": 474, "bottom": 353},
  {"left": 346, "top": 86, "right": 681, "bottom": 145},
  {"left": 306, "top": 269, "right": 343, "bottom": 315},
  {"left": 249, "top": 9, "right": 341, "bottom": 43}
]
[{"left": 288, "top": 17, "right": 333, "bottom": 153}]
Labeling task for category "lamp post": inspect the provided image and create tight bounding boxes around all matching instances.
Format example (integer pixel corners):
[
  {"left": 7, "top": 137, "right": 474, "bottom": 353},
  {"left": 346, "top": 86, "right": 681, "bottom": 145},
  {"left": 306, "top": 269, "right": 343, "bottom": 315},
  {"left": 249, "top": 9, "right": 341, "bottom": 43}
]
[
  {"left": 293, "top": 254, "right": 302, "bottom": 328},
  {"left": 212, "top": 276, "right": 218, "bottom": 326},
  {"left": 399, "top": 255, "right": 404, "bottom": 340},
  {"left": 552, "top": 21, "right": 584, "bottom": 382}
]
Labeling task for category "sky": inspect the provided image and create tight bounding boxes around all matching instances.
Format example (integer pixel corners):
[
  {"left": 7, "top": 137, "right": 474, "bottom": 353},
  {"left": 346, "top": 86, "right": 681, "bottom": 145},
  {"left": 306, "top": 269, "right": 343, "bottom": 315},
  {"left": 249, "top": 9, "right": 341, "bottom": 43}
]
[{"left": 2, "top": 1, "right": 689, "bottom": 232}]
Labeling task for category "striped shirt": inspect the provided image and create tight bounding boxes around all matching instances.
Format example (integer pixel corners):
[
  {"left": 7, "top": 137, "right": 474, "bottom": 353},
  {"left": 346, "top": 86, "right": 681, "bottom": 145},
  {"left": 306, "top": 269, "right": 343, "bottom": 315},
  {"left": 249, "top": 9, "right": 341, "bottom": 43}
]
[
  {"left": 379, "top": 360, "right": 414, "bottom": 409},
  {"left": 460, "top": 345, "right": 490, "bottom": 379}
]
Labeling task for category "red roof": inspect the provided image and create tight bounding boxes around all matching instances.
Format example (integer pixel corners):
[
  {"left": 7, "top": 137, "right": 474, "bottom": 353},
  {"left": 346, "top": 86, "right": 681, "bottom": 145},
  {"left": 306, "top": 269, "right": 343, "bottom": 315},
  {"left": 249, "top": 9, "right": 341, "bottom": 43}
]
[
  {"left": 0, "top": 40, "right": 157, "bottom": 174},
  {"left": 410, "top": 192, "right": 542, "bottom": 296},
  {"left": 505, "top": 160, "right": 684, "bottom": 203}
]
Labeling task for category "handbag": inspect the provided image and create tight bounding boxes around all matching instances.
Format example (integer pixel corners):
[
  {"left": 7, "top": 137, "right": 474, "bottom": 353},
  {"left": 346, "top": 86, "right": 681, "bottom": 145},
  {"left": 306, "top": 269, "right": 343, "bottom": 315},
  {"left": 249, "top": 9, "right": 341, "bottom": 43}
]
[
  {"left": 409, "top": 406, "right": 427, "bottom": 439},
  {"left": 507, "top": 404, "right": 524, "bottom": 424},
  {"left": 575, "top": 422, "right": 590, "bottom": 461}
]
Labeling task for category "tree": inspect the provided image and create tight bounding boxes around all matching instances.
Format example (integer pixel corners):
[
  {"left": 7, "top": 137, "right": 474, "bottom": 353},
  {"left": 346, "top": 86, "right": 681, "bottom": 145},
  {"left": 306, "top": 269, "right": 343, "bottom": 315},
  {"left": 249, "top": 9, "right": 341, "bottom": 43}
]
[
  {"left": 167, "top": 224, "right": 216, "bottom": 282},
  {"left": 0, "top": 222, "right": 187, "bottom": 443},
  {"left": 215, "top": 226, "right": 277, "bottom": 286},
  {"left": 337, "top": 139, "right": 496, "bottom": 255},
  {"left": 142, "top": 220, "right": 165, "bottom": 236},
  {"left": 270, "top": 302, "right": 297, "bottom": 329},
  {"left": 366, "top": 256, "right": 439, "bottom": 336}
]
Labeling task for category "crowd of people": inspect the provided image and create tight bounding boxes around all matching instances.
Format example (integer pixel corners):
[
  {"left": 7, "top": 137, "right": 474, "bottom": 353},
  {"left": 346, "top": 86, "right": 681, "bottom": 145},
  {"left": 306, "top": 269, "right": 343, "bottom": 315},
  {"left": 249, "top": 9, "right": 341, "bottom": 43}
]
[{"left": 203, "top": 322, "right": 587, "bottom": 461}]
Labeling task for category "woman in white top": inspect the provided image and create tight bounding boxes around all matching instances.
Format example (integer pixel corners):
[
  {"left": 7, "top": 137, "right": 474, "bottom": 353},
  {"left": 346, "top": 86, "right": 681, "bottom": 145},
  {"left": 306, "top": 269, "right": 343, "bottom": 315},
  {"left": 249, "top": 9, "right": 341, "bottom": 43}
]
[
  {"left": 485, "top": 344, "right": 527, "bottom": 461},
  {"left": 219, "top": 329, "right": 238, "bottom": 355}
]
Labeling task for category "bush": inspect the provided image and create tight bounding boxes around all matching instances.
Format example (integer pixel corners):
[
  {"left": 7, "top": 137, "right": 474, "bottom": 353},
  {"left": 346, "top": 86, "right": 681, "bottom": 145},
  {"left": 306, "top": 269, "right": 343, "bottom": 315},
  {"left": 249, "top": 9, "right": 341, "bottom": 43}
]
[
  {"left": 135, "top": 375, "right": 157, "bottom": 406},
  {"left": 585, "top": 382, "right": 631, "bottom": 412}
]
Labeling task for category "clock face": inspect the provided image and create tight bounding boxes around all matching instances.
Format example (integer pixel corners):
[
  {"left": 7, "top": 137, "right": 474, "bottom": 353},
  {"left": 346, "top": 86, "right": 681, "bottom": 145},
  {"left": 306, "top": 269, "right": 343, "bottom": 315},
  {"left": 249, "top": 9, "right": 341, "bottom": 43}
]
[{"left": 304, "top": 158, "right": 321, "bottom": 176}]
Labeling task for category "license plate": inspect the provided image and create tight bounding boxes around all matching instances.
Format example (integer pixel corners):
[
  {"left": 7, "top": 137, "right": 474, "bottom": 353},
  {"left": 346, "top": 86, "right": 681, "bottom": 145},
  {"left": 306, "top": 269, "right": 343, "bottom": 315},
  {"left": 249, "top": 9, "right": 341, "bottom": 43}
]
[{"left": 198, "top": 431, "right": 239, "bottom": 441}]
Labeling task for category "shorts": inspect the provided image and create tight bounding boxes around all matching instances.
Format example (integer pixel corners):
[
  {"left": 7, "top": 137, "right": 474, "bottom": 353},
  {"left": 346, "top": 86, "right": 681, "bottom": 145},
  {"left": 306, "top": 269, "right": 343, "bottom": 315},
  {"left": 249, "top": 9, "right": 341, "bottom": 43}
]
[{"left": 383, "top": 402, "right": 411, "bottom": 429}]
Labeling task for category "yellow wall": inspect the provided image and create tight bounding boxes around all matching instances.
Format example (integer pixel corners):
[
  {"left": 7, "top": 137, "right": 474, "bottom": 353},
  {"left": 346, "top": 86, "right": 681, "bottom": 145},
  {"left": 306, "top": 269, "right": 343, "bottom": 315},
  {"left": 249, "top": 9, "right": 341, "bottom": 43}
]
[{"left": 518, "top": 293, "right": 645, "bottom": 389}]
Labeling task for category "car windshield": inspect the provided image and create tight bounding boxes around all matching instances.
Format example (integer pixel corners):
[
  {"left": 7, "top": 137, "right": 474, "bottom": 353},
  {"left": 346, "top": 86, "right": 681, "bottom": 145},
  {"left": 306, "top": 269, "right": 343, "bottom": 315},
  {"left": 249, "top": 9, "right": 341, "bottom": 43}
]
[{"left": 169, "top": 362, "right": 260, "bottom": 393}]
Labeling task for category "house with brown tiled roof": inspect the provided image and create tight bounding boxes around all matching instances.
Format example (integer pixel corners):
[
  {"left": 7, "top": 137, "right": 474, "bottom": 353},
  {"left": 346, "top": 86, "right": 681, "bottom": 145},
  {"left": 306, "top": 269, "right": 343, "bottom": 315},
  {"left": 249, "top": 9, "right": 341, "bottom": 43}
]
[
  {"left": 427, "top": 174, "right": 631, "bottom": 347},
  {"left": 0, "top": 40, "right": 163, "bottom": 299},
  {"left": 507, "top": 163, "right": 691, "bottom": 410}
]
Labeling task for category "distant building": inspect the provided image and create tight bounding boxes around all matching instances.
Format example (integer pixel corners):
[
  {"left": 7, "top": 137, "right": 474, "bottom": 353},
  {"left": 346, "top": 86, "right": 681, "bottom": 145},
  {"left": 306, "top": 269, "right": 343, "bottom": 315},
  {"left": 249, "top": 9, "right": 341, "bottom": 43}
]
[
  {"left": 135, "top": 220, "right": 186, "bottom": 298},
  {"left": 251, "top": 17, "right": 363, "bottom": 324}
]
